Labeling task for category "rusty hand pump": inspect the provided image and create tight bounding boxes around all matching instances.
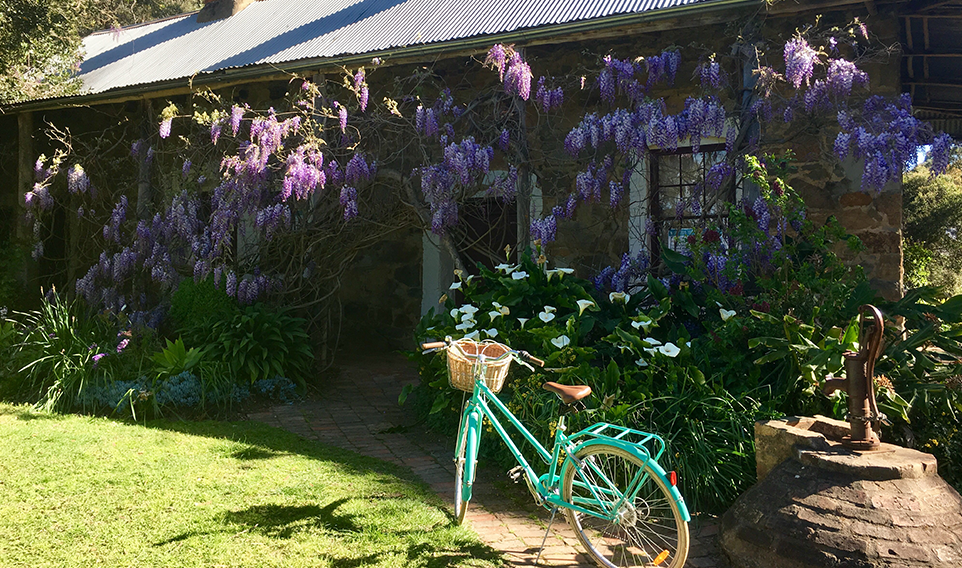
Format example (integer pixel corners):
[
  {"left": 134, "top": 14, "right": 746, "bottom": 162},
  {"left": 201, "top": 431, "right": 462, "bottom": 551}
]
[{"left": 822, "top": 304, "right": 885, "bottom": 451}]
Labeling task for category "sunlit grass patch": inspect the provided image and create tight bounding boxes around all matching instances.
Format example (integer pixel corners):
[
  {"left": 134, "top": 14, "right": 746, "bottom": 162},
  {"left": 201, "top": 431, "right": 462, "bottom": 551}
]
[{"left": 0, "top": 404, "right": 500, "bottom": 567}]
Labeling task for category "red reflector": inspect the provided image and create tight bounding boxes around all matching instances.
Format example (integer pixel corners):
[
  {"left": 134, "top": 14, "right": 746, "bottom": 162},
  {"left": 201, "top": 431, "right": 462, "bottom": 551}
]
[{"left": 669, "top": 471, "right": 677, "bottom": 486}]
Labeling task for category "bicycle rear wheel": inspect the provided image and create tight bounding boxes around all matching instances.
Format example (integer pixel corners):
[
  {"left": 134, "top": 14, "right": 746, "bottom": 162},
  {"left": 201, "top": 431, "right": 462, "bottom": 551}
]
[{"left": 561, "top": 444, "right": 689, "bottom": 568}]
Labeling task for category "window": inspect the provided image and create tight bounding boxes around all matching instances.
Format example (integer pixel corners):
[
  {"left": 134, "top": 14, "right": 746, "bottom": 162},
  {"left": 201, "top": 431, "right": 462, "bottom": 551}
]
[{"left": 648, "top": 144, "right": 732, "bottom": 255}]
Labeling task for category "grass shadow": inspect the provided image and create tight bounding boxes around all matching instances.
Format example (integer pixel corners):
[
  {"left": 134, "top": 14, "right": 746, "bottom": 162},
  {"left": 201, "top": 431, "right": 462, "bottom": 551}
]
[{"left": 222, "top": 499, "right": 360, "bottom": 537}]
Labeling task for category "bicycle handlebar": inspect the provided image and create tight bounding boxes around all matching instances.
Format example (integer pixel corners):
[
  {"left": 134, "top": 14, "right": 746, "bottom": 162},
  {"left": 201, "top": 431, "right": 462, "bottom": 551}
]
[{"left": 421, "top": 338, "right": 545, "bottom": 367}]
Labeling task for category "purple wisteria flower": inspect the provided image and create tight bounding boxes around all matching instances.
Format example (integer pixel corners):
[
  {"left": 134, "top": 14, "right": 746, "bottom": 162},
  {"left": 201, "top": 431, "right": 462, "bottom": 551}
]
[
  {"left": 485, "top": 44, "right": 508, "bottom": 81},
  {"left": 784, "top": 37, "right": 817, "bottom": 88},
  {"left": 67, "top": 164, "right": 90, "bottom": 194},
  {"left": 159, "top": 118, "right": 172, "bottom": 139},
  {"left": 498, "top": 129, "right": 510, "bottom": 152},
  {"left": 339, "top": 186, "right": 358, "bottom": 220},
  {"left": 182, "top": 159, "right": 191, "bottom": 178},
  {"left": 92, "top": 353, "right": 106, "bottom": 367},
  {"left": 116, "top": 339, "right": 129, "bottom": 353},
  {"left": 503, "top": 53, "right": 532, "bottom": 100},
  {"left": 230, "top": 105, "right": 245, "bottom": 136}
]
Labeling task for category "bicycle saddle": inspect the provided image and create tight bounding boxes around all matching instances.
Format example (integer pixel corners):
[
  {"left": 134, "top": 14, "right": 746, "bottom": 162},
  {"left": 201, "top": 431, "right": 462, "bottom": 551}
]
[{"left": 543, "top": 382, "right": 591, "bottom": 404}]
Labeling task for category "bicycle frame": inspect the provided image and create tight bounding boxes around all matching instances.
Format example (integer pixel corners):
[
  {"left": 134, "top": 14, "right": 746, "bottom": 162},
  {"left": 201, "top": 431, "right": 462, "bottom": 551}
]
[{"left": 455, "top": 372, "right": 690, "bottom": 523}]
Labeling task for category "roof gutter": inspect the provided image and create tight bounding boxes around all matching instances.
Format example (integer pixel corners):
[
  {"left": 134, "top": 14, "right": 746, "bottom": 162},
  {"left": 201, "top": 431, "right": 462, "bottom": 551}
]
[{"left": 6, "top": 0, "right": 762, "bottom": 113}]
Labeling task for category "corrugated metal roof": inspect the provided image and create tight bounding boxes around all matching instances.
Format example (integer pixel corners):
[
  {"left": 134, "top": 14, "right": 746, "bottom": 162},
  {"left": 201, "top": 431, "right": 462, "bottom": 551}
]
[{"left": 77, "top": 0, "right": 724, "bottom": 97}]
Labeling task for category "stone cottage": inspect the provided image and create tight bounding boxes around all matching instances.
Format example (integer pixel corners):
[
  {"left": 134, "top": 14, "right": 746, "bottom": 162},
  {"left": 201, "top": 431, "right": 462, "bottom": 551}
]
[{"left": 0, "top": 0, "right": 959, "bottom": 347}]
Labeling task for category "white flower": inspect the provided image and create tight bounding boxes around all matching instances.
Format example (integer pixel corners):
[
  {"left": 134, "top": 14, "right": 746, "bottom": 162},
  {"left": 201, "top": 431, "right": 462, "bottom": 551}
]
[
  {"left": 499, "top": 306, "right": 511, "bottom": 316},
  {"left": 539, "top": 311, "right": 556, "bottom": 323},
  {"left": 464, "top": 330, "right": 480, "bottom": 341},
  {"left": 492, "top": 301, "right": 502, "bottom": 309},
  {"left": 550, "top": 335, "right": 571, "bottom": 348},
  {"left": 715, "top": 301, "right": 723, "bottom": 308},
  {"left": 609, "top": 292, "right": 630, "bottom": 303},
  {"left": 543, "top": 305, "right": 557, "bottom": 313},
  {"left": 635, "top": 358, "right": 648, "bottom": 367},
  {"left": 450, "top": 308, "right": 459, "bottom": 319},
  {"left": 512, "top": 271, "right": 528, "bottom": 280},
  {"left": 455, "top": 320, "right": 476, "bottom": 331},
  {"left": 459, "top": 304, "right": 479, "bottom": 315},
  {"left": 631, "top": 317, "right": 653, "bottom": 331},
  {"left": 518, "top": 318, "right": 529, "bottom": 328},
  {"left": 644, "top": 347, "right": 657, "bottom": 355},
  {"left": 449, "top": 281, "right": 462, "bottom": 290},
  {"left": 720, "top": 308, "right": 736, "bottom": 322},
  {"left": 686, "top": 341, "right": 692, "bottom": 348},
  {"left": 545, "top": 269, "right": 559, "bottom": 281},
  {"left": 488, "top": 310, "right": 502, "bottom": 321},
  {"left": 577, "top": 299, "right": 595, "bottom": 316},
  {"left": 659, "top": 343, "right": 681, "bottom": 358},
  {"left": 495, "top": 263, "right": 517, "bottom": 274},
  {"left": 484, "top": 328, "right": 499, "bottom": 338},
  {"left": 461, "top": 313, "right": 475, "bottom": 323},
  {"left": 643, "top": 338, "right": 662, "bottom": 347},
  {"left": 557, "top": 268, "right": 574, "bottom": 275}
]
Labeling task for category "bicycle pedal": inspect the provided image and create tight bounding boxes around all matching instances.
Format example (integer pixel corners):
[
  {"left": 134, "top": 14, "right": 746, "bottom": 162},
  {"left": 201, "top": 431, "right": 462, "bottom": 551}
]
[{"left": 507, "top": 466, "right": 524, "bottom": 482}]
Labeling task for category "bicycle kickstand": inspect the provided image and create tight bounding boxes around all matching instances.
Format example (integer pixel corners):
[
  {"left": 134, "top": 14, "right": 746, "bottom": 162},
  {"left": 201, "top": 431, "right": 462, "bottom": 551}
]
[{"left": 534, "top": 506, "right": 559, "bottom": 566}]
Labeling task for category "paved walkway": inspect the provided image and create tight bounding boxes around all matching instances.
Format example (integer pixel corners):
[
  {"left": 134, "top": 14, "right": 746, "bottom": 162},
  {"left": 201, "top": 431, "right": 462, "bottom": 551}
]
[{"left": 247, "top": 351, "right": 726, "bottom": 567}]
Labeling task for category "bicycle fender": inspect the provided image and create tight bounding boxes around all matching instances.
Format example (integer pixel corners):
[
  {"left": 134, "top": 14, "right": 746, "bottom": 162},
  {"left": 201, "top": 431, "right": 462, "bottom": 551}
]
[
  {"left": 462, "top": 409, "right": 482, "bottom": 502},
  {"left": 568, "top": 439, "right": 691, "bottom": 522}
]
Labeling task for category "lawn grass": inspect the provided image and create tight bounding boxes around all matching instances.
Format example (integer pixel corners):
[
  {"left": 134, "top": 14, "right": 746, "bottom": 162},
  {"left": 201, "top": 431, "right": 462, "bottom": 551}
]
[{"left": 0, "top": 403, "right": 501, "bottom": 567}]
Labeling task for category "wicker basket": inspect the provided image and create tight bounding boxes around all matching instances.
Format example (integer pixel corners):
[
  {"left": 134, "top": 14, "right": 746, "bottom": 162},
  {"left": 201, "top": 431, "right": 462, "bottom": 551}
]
[{"left": 446, "top": 339, "right": 512, "bottom": 393}]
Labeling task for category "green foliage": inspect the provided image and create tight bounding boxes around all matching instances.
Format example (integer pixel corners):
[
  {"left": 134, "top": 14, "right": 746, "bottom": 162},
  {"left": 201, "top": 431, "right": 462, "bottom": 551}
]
[
  {"left": 151, "top": 337, "right": 205, "bottom": 380},
  {"left": 169, "top": 275, "right": 239, "bottom": 340},
  {"left": 200, "top": 303, "right": 314, "bottom": 385},
  {"left": 903, "top": 156, "right": 962, "bottom": 295},
  {"left": 6, "top": 291, "right": 131, "bottom": 412}
]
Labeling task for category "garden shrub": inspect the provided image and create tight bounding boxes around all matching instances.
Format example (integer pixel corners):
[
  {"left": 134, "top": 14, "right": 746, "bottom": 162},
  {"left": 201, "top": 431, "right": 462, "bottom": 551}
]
[
  {"left": 169, "top": 276, "right": 239, "bottom": 341},
  {"left": 195, "top": 303, "right": 315, "bottom": 385}
]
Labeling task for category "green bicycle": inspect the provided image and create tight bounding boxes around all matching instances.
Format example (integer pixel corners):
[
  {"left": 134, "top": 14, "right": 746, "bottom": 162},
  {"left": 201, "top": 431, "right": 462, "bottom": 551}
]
[{"left": 422, "top": 337, "right": 691, "bottom": 568}]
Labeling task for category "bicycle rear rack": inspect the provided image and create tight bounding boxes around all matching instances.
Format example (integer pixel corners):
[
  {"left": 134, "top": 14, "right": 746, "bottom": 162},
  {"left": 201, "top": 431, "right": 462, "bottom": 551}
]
[{"left": 568, "top": 422, "right": 667, "bottom": 462}]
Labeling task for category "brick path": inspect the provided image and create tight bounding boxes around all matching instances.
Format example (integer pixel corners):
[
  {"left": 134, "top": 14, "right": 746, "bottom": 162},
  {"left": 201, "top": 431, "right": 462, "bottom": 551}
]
[{"left": 247, "top": 351, "right": 727, "bottom": 567}]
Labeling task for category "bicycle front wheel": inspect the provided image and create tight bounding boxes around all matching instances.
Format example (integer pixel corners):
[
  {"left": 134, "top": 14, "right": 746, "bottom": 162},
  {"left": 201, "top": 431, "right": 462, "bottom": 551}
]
[
  {"left": 561, "top": 444, "right": 689, "bottom": 568},
  {"left": 454, "top": 431, "right": 469, "bottom": 524}
]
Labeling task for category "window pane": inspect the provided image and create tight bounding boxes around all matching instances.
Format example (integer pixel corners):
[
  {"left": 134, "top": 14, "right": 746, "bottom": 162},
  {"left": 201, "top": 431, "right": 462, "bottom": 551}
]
[{"left": 658, "top": 154, "right": 680, "bottom": 186}]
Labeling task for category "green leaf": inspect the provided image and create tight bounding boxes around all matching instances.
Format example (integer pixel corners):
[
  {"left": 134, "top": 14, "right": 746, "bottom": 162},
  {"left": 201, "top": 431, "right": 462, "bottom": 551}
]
[
  {"left": 647, "top": 274, "right": 669, "bottom": 301},
  {"left": 661, "top": 245, "right": 689, "bottom": 275}
]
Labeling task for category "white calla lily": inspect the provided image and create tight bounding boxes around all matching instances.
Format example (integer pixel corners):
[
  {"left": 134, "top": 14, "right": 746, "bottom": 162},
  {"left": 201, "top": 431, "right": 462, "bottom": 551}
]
[
  {"left": 557, "top": 268, "right": 574, "bottom": 275},
  {"left": 449, "top": 281, "right": 462, "bottom": 290},
  {"left": 455, "top": 321, "right": 475, "bottom": 331},
  {"left": 492, "top": 301, "right": 502, "bottom": 309},
  {"left": 464, "top": 330, "right": 480, "bottom": 340},
  {"left": 686, "top": 341, "right": 692, "bottom": 348},
  {"left": 609, "top": 291, "right": 630, "bottom": 303},
  {"left": 643, "top": 338, "right": 662, "bottom": 346},
  {"left": 635, "top": 358, "right": 648, "bottom": 367},
  {"left": 659, "top": 342, "right": 681, "bottom": 358},
  {"left": 512, "top": 271, "right": 528, "bottom": 280},
  {"left": 545, "top": 269, "right": 559, "bottom": 281},
  {"left": 518, "top": 318, "right": 529, "bottom": 329},
  {"left": 461, "top": 313, "right": 475, "bottom": 323},
  {"left": 459, "top": 304, "right": 479, "bottom": 315},
  {"left": 543, "top": 305, "right": 557, "bottom": 313},
  {"left": 720, "top": 308, "right": 736, "bottom": 322},
  {"left": 488, "top": 310, "right": 502, "bottom": 320},
  {"left": 550, "top": 335, "right": 571, "bottom": 348},
  {"left": 577, "top": 299, "right": 595, "bottom": 316},
  {"left": 539, "top": 311, "right": 556, "bottom": 323},
  {"left": 644, "top": 347, "right": 657, "bottom": 355},
  {"left": 499, "top": 306, "right": 510, "bottom": 316},
  {"left": 449, "top": 308, "right": 459, "bottom": 319},
  {"left": 495, "top": 263, "right": 517, "bottom": 274},
  {"left": 484, "top": 328, "right": 499, "bottom": 338}
]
